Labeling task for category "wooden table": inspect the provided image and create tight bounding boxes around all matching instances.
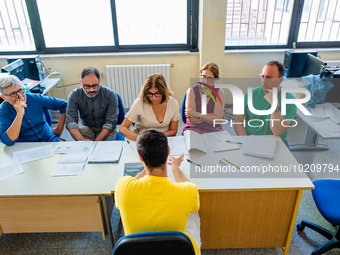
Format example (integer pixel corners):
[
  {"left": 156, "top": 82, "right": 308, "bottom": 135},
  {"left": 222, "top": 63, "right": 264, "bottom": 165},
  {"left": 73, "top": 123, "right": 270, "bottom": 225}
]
[
  {"left": 0, "top": 142, "right": 121, "bottom": 249},
  {"left": 114, "top": 136, "right": 314, "bottom": 255}
]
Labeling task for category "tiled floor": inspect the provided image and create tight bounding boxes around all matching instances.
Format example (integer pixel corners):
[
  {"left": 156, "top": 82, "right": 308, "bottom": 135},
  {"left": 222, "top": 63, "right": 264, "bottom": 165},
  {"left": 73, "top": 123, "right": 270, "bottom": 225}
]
[{"left": 0, "top": 115, "right": 339, "bottom": 254}]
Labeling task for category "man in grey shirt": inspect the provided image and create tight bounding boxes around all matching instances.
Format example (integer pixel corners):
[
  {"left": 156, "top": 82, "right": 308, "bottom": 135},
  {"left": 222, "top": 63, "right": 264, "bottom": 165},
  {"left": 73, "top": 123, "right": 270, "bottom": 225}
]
[{"left": 66, "top": 67, "right": 118, "bottom": 141}]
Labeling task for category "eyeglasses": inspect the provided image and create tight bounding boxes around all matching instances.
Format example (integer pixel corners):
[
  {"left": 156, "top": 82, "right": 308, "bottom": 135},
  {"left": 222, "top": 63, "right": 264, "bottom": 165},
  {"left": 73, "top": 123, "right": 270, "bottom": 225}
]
[
  {"left": 3, "top": 88, "right": 25, "bottom": 98},
  {"left": 83, "top": 84, "right": 99, "bottom": 89},
  {"left": 146, "top": 92, "right": 163, "bottom": 98},
  {"left": 201, "top": 76, "right": 215, "bottom": 82}
]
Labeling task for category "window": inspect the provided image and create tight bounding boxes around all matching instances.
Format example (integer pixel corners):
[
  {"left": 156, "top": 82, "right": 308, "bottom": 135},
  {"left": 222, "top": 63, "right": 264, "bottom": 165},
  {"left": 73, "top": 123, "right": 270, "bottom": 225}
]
[
  {"left": 36, "top": 0, "right": 114, "bottom": 48},
  {"left": 298, "top": 0, "right": 340, "bottom": 42},
  {"left": 0, "top": 0, "right": 198, "bottom": 54},
  {"left": 225, "top": 0, "right": 340, "bottom": 49},
  {"left": 0, "top": 0, "right": 35, "bottom": 51}
]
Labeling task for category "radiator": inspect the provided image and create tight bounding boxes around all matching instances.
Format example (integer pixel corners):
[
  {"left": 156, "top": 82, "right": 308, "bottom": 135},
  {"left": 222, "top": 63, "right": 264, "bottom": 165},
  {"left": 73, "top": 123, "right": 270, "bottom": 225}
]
[{"left": 105, "top": 64, "right": 171, "bottom": 108}]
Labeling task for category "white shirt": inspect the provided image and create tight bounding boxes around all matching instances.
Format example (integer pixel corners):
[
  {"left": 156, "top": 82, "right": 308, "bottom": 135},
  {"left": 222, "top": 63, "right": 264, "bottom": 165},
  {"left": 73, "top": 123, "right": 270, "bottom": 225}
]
[{"left": 125, "top": 96, "right": 181, "bottom": 133}]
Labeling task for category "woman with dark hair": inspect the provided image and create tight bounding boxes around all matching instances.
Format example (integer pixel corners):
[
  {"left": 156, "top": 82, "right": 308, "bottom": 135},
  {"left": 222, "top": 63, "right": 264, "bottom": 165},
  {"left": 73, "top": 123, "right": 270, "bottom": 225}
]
[
  {"left": 182, "top": 62, "right": 225, "bottom": 134},
  {"left": 119, "top": 73, "right": 180, "bottom": 141}
]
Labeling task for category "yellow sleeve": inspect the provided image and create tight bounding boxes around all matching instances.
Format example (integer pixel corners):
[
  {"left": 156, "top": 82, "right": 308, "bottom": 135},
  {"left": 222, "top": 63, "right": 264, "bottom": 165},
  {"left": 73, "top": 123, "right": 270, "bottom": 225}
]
[{"left": 115, "top": 176, "right": 134, "bottom": 210}]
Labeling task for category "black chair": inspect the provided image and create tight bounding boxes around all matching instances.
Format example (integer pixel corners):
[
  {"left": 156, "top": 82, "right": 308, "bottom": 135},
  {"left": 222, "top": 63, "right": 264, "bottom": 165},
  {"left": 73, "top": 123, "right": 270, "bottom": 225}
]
[
  {"left": 297, "top": 179, "right": 340, "bottom": 255},
  {"left": 112, "top": 231, "right": 196, "bottom": 255}
]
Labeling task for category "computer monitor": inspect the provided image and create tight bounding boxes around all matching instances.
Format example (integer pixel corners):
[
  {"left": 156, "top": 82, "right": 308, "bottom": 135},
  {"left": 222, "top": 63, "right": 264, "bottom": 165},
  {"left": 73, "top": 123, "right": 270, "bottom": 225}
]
[
  {"left": 283, "top": 50, "right": 317, "bottom": 77},
  {"left": 0, "top": 59, "right": 25, "bottom": 81},
  {"left": 301, "top": 53, "right": 326, "bottom": 77},
  {"left": 7, "top": 55, "right": 44, "bottom": 81}
]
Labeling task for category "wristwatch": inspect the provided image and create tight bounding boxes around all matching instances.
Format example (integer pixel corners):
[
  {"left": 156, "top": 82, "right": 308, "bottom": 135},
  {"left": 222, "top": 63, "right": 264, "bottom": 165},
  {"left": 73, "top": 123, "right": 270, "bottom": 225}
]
[
  {"left": 274, "top": 106, "right": 281, "bottom": 112},
  {"left": 198, "top": 113, "right": 202, "bottom": 119}
]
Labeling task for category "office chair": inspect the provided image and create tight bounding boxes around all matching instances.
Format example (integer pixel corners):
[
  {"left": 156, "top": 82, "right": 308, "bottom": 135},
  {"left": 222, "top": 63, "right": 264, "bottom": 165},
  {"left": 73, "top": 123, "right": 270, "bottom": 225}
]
[
  {"left": 115, "top": 92, "right": 126, "bottom": 141},
  {"left": 112, "top": 231, "right": 196, "bottom": 255},
  {"left": 44, "top": 109, "right": 52, "bottom": 127},
  {"left": 297, "top": 179, "right": 340, "bottom": 255},
  {"left": 181, "top": 92, "right": 187, "bottom": 124}
]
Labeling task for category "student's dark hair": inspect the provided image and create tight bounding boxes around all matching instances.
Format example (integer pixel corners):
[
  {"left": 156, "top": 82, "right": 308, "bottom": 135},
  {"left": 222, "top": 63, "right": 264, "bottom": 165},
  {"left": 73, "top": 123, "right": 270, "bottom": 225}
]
[
  {"left": 265, "top": 61, "right": 284, "bottom": 77},
  {"left": 80, "top": 66, "right": 100, "bottom": 80},
  {"left": 137, "top": 129, "right": 168, "bottom": 170}
]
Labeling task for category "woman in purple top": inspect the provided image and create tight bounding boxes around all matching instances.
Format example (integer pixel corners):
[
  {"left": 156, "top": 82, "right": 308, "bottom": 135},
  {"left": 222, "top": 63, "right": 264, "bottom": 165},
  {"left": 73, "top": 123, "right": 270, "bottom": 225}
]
[{"left": 182, "top": 62, "right": 225, "bottom": 134}]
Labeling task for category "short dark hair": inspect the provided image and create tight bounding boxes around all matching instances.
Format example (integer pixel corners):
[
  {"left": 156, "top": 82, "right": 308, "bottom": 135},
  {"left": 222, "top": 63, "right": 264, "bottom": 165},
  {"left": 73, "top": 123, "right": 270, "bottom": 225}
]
[
  {"left": 80, "top": 66, "right": 100, "bottom": 80},
  {"left": 137, "top": 129, "right": 168, "bottom": 170},
  {"left": 265, "top": 61, "right": 284, "bottom": 77}
]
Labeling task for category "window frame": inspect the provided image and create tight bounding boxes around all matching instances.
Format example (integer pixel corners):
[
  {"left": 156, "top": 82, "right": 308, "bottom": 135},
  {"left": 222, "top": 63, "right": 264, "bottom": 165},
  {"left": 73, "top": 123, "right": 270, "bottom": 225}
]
[
  {"left": 1, "top": 0, "right": 199, "bottom": 55},
  {"left": 225, "top": 0, "right": 340, "bottom": 50}
]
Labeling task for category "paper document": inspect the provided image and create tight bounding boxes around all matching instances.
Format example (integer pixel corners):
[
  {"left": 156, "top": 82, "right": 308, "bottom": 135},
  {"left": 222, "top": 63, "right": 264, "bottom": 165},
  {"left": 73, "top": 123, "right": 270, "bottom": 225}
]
[
  {"left": 312, "top": 119, "right": 340, "bottom": 137},
  {"left": 183, "top": 130, "right": 208, "bottom": 154},
  {"left": 202, "top": 131, "right": 240, "bottom": 152},
  {"left": 52, "top": 163, "right": 86, "bottom": 177},
  {"left": 243, "top": 136, "right": 278, "bottom": 159},
  {"left": 168, "top": 136, "right": 190, "bottom": 155},
  {"left": 311, "top": 103, "right": 335, "bottom": 118},
  {"left": 54, "top": 141, "right": 93, "bottom": 154},
  {"left": 330, "top": 107, "right": 340, "bottom": 124},
  {"left": 0, "top": 161, "right": 25, "bottom": 181},
  {"left": 123, "top": 161, "right": 181, "bottom": 183},
  {"left": 52, "top": 152, "right": 89, "bottom": 177},
  {"left": 122, "top": 140, "right": 138, "bottom": 156},
  {"left": 88, "top": 141, "right": 123, "bottom": 163},
  {"left": 13, "top": 144, "right": 54, "bottom": 164}
]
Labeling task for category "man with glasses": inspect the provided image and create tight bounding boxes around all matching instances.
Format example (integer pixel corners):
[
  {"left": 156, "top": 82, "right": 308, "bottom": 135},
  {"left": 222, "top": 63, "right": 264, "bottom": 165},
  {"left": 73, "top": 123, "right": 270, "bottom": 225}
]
[
  {"left": 233, "top": 61, "right": 297, "bottom": 147},
  {"left": 66, "top": 67, "right": 118, "bottom": 141},
  {"left": 0, "top": 74, "right": 67, "bottom": 146}
]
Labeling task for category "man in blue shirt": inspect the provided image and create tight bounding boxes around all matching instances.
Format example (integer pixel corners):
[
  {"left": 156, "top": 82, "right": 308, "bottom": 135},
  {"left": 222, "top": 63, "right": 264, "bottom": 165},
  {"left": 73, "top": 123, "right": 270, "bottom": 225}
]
[{"left": 0, "top": 74, "right": 67, "bottom": 146}]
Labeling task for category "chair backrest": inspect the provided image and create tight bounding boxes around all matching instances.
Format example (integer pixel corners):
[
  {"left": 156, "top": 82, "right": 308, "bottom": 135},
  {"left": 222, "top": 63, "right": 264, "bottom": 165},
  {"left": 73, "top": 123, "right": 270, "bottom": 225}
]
[
  {"left": 181, "top": 93, "right": 187, "bottom": 124},
  {"left": 115, "top": 92, "right": 125, "bottom": 125},
  {"left": 44, "top": 109, "right": 52, "bottom": 127},
  {"left": 112, "top": 231, "right": 196, "bottom": 255}
]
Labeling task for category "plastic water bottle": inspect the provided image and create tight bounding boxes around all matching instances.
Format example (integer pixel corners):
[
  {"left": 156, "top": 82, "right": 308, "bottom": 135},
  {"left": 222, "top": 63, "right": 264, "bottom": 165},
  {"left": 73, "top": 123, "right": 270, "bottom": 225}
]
[{"left": 24, "top": 84, "right": 31, "bottom": 94}]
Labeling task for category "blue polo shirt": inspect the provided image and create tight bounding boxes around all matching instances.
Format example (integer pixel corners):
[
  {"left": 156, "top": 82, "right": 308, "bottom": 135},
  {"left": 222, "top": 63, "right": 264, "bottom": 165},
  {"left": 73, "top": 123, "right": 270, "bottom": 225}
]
[{"left": 0, "top": 93, "right": 67, "bottom": 146}]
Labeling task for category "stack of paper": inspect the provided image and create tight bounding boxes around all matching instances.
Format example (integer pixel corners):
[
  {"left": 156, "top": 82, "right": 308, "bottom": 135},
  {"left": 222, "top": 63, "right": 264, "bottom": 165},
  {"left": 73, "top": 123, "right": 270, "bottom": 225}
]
[
  {"left": 52, "top": 152, "right": 89, "bottom": 177},
  {"left": 88, "top": 141, "right": 123, "bottom": 163},
  {"left": 243, "top": 136, "right": 278, "bottom": 159}
]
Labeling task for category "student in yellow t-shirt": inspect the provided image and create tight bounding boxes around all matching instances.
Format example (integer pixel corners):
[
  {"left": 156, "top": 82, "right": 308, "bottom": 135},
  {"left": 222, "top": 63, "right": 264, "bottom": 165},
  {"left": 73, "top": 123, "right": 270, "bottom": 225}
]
[{"left": 115, "top": 129, "right": 201, "bottom": 255}]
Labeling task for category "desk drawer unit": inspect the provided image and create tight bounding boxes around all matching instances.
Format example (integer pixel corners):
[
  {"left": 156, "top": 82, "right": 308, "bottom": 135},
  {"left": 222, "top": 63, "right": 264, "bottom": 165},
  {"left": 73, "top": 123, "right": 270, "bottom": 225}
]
[{"left": 0, "top": 196, "right": 106, "bottom": 239}]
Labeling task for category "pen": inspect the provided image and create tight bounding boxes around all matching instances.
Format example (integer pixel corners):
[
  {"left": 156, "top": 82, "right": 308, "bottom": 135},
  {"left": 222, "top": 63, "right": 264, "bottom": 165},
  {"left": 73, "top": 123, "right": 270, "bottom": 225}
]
[
  {"left": 226, "top": 140, "right": 243, "bottom": 145},
  {"left": 223, "top": 158, "right": 240, "bottom": 169},
  {"left": 187, "top": 159, "right": 202, "bottom": 167}
]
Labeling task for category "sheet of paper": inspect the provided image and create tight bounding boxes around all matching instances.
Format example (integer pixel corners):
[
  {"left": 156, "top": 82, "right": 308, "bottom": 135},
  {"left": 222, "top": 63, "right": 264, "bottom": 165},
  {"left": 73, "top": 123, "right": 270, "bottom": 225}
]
[
  {"left": 122, "top": 140, "right": 138, "bottom": 156},
  {"left": 0, "top": 161, "right": 25, "bottom": 181},
  {"left": 52, "top": 163, "right": 85, "bottom": 177},
  {"left": 123, "top": 162, "right": 144, "bottom": 177},
  {"left": 310, "top": 103, "right": 335, "bottom": 118},
  {"left": 202, "top": 131, "right": 240, "bottom": 152},
  {"left": 88, "top": 141, "right": 123, "bottom": 163},
  {"left": 122, "top": 161, "right": 182, "bottom": 183},
  {"left": 243, "top": 136, "right": 278, "bottom": 159},
  {"left": 13, "top": 145, "right": 54, "bottom": 164},
  {"left": 57, "top": 152, "right": 89, "bottom": 164},
  {"left": 168, "top": 136, "right": 190, "bottom": 155},
  {"left": 183, "top": 130, "right": 208, "bottom": 154},
  {"left": 312, "top": 119, "right": 340, "bottom": 137},
  {"left": 330, "top": 107, "right": 340, "bottom": 124},
  {"left": 54, "top": 141, "right": 93, "bottom": 154}
]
